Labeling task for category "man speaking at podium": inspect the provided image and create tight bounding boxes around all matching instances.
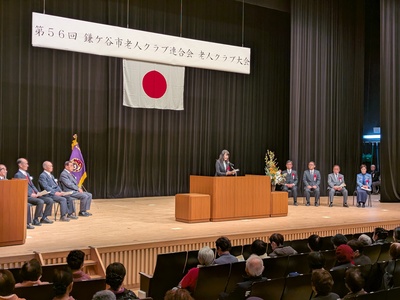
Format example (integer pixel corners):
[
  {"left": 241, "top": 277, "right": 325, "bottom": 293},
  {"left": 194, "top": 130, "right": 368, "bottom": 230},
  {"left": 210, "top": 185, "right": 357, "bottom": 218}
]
[{"left": 215, "top": 149, "right": 237, "bottom": 176}]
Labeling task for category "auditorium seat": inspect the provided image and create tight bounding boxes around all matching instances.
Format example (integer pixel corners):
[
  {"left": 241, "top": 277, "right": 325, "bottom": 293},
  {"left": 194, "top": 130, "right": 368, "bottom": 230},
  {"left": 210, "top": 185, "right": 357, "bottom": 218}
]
[
  {"left": 263, "top": 256, "right": 289, "bottom": 279},
  {"left": 183, "top": 250, "right": 199, "bottom": 274},
  {"left": 387, "top": 286, "right": 400, "bottom": 298},
  {"left": 290, "top": 238, "right": 310, "bottom": 254},
  {"left": 281, "top": 273, "right": 313, "bottom": 300},
  {"left": 242, "top": 244, "right": 252, "bottom": 260},
  {"left": 393, "top": 259, "right": 400, "bottom": 287},
  {"left": 139, "top": 251, "right": 187, "bottom": 300},
  {"left": 70, "top": 278, "right": 106, "bottom": 299},
  {"left": 322, "top": 249, "right": 337, "bottom": 270},
  {"left": 192, "top": 263, "right": 231, "bottom": 300},
  {"left": 366, "top": 261, "right": 387, "bottom": 292},
  {"left": 320, "top": 236, "right": 335, "bottom": 251},
  {"left": 250, "top": 277, "right": 285, "bottom": 300},
  {"left": 225, "top": 261, "right": 246, "bottom": 293},
  {"left": 377, "top": 242, "right": 391, "bottom": 262},
  {"left": 330, "top": 267, "right": 348, "bottom": 298},
  {"left": 363, "top": 244, "right": 382, "bottom": 264},
  {"left": 15, "top": 283, "right": 54, "bottom": 300},
  {"left": 356, "top": 289, "right": 388, "bottom": 300},
  {"left": 230, "top": 245, "right": 243, "bottom": 257},
  {"left": 285, "top": 253, "right": 310, "bottom": 276}
]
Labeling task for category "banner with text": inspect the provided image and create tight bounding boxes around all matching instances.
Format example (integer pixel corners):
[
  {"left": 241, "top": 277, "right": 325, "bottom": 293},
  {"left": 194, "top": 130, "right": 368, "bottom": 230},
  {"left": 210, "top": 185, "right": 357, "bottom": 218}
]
[{"left": 32, "top": 13, "right": 251, "bottom": 74}]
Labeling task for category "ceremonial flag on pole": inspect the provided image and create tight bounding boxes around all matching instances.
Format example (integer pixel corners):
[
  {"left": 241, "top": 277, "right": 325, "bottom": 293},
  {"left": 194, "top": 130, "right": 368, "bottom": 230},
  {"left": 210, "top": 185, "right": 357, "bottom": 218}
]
[
  {"left": 69, "top": 134, "right": 87, "bottom": 187},
  {"left": 123, "top": 59, "right": 185, "bottom": 110}
]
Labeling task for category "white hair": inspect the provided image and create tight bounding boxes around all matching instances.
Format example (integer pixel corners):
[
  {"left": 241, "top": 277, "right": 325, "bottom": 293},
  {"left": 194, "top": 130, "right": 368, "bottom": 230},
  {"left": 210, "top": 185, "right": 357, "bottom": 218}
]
[
  {"left": 358, "top": 234, "right": 372, "bottom": 246},
  {"left": 246, "top": 254, "right": 264, "bottom": 277},
  {"left": 198, "top": 246, "right": 214, "bottom": 266},
  {"left": 92, "top": 290, "right": 116, "bottom": 300}
]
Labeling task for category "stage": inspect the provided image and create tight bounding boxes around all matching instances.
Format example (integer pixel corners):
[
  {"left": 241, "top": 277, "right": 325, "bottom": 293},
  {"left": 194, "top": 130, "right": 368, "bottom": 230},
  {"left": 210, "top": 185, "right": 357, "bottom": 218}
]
[{"left": 1, "top": 195, "right": 399, "bottom": 287}]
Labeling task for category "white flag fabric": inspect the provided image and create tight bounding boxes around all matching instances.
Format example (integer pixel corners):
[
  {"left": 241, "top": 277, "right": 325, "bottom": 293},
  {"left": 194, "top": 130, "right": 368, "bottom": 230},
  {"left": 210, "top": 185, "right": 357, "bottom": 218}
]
[{"left": 123, "top": 59, "right": 185, "bottom": 110}]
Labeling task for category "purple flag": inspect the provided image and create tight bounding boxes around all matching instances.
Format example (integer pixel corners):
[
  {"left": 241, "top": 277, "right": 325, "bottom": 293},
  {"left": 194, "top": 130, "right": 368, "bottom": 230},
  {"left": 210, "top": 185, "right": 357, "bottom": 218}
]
[{"left": 69, "top": 135, "right": 87, "bottom": 187}]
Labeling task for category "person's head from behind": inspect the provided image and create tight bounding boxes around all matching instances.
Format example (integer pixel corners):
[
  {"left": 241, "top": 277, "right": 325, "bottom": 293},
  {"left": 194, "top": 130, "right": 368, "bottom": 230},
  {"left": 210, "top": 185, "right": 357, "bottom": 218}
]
[
  {"left": 67, "top": 250, "right": 85, "bottom": 271},
  {"left": 0, "top": 270, "right": 16, "bottom": 297},
  {"left": 308, "top": 234, "right": 321, "bottom": 252},
  {"left": 92, "top": 290, "right": 117, "bottom": 300},
  {"left": 373, "top": 227, "right": 388, "bottom": 242},
  {"left": 251, "top": 239, "right": 267, "bottom": 256},
  {"left": 345, "top": 268, "right": 364, "bottom": 294},
  {"left": 164, "top": 288, "right": 194, "bottom": 300},
  {"left": 245, "top": 255, "right": 264, "bottom": 278},
  {"left": 53, "top": 268, "right": 73, "bottom": 298},
  {"left": 358, "top": 234, "right": 372, "bottom": 246},
  {"left": 394, "top": 227, "right": 400, "bottom": 242},
  {"left": 331, "top": 234, "right": 348, "bottom": 249},
  {"left": 269, "top": 233, "right": 284, "bottom": 250},
  {"left": 347, "top": 240, "right": 364, "bottom": 259},
  {"left": 389, "top": 243, "right": 400, "bottom": 260},
  {"left": 197, "top": 246, "right": 214, "bottom": 266},
  {"left": 20, "top": 258, "right": 42, "bottom": 282},
  {"left": 216, "top": 236, "right": 232, "bottom": 255},
  {"left": 106, "top": 262, "right": 126, "bottom": 291},
  {"left": 308, "top": 252, "right": 325, "bottom": 271},
  {"left": 336, "top": 245, "right": 354, "bottom": 264},
  {"left": 311, "top": 269, "right": 334, "bottom": 296}
]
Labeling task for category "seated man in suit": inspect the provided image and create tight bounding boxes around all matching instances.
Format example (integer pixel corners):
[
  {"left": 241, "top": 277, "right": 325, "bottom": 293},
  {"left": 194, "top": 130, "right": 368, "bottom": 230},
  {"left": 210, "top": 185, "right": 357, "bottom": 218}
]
[
  {"left": 356, "top": 164, "right": 371, "bottom": 208},
  {"left": 303, "top": 161, "right": 321, "bottom": 206},
  {"left": 370, "top": 164, "right": 381, "bottom": 194},
  {"left": 327, "top": 165, "right": 348, "bottom": 207},
  {"left": 219, "top": 255, "right": 267, "bottom": 300},
  {"left": 39, "top": 161, "right": 78, "bottom": 222},
  {"left": 282, "top": 160, "right": 298, "bottom": 206},
  {"left": 59, "top": 160, "right": 92, "bottom": 217},
  {"left": 14, "top": 158, "right": 54, "bottom": 226}
]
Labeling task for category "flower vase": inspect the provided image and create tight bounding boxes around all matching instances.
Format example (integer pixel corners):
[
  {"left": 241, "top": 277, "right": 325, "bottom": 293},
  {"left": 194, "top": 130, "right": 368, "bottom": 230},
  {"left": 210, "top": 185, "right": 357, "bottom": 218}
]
[{"left": 271, "top": 184, "right": 276, "bottom": 192}]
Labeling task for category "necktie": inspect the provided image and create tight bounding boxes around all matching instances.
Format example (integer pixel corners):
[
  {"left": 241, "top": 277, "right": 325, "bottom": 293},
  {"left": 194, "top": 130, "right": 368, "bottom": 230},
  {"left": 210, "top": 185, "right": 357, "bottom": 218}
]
[{"left": 335, "top": 174, "right": 338, "bottom": 180}]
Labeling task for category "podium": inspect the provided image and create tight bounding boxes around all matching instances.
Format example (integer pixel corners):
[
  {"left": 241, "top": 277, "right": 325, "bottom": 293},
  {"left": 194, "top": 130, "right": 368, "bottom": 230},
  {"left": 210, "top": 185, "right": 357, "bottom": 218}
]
[
  {"left": 190, "top": 175, "right": 271, "bottom": 221},
  {"left": 0, "top": 179, "right": 28, "bottom": 246}
]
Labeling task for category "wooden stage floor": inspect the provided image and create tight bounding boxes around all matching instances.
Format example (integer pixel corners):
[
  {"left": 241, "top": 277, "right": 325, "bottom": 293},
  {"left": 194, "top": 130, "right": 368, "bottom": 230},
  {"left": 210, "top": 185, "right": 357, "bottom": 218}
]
[{"left": 1, "top": 194, "right": 400, "bottom": 258}]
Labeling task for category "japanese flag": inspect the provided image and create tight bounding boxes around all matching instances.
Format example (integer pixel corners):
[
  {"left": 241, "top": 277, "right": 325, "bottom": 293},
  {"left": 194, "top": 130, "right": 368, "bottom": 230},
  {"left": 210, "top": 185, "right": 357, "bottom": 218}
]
[{"left": 123, "top": 59, "right": 185, "bottom": 110}]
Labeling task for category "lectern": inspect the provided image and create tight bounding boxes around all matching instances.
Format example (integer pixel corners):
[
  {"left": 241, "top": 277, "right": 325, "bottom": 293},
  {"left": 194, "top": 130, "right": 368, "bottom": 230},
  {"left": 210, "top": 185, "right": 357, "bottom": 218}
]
[{"left": 0, "top": 179, "right": 28, "bottom": 246}]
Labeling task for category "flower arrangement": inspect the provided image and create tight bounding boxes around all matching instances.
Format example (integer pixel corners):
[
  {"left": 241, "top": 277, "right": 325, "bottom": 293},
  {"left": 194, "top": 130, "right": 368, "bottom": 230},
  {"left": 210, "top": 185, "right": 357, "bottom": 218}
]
[{"left": 265, "top": 150, "right": 286, "bottom": 185}]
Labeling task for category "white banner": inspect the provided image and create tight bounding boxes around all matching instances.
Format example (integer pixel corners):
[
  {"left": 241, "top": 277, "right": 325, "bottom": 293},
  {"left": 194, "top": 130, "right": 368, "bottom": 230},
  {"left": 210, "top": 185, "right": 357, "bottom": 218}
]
[{"left": 32, "top": 13, "right": 251, "bottom": 74}]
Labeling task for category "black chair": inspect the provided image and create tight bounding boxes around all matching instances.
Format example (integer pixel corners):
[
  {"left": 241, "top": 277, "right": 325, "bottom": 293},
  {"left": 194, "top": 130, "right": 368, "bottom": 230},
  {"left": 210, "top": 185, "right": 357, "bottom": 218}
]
[
  {"left": 183, "top": 250, "right": 199, "bottom": 275},
  {"left": 281, "top": 273, "right": 313, "bottom": 300},
  {"left": 230, "top": 245, "right": 243, "bottom": 258},
  {"left": 352, "top": 190, "right": 372, "bottom": 207},
  {"left": 242, "top": 244, "right": 252, "bottom": 260},
  {"left": 387, "top": 286, "right": 400, "bottom": 298},
  {"left": 356, "top": 289, "right": 388, "bottom": 300},
  {"left": 365, "top": 261, "right": 387, "bottom": 292},
  {"left": 393, "top": 258, "right": 400, "bottom": 288},
  {"left": 285, "top": 253, "right": 311, "bottom": 276},
  {"left": 377, "top": 242, "right": 391, "bottom": 262},
  {"left": 70, "top": 278, "right": 106, "bottom": 299},
  {"left": 192, "top": 263, "right": 231, "bottom": 300},
  {"left": 330, "top": 267, "right": 348, "bottom": 298},
  {"left": 387, "top": 230, "right": 394, "bottom": 243},
  {"left": 290, "top": 238, "right": 310, "bottom": 254},
  {"left": 15, "top": 284, "right": 54, "bottom": 300},
  {"left": 363, "top": 244, "right": 382, "bottom": 264},
  {"left": 41, "top": 264, "right": 68, "bottom": 283},
  {"left": 225, "top": 261, "right": 246, "bottom": 293},
  {"left": 322, "top": 249, "right": 337, "bottom": 270},
  {"left": 250, "top": 277, "right": 286, "bottom": 300},
  {"left": 8, "top": 267, "right": 23, "bottom": 283},
  {"left": 263, "top": 256, "right": 289, "bottom": 279},
  {"left": 320, "top": 236, "right": 335, "bottom": 251}
]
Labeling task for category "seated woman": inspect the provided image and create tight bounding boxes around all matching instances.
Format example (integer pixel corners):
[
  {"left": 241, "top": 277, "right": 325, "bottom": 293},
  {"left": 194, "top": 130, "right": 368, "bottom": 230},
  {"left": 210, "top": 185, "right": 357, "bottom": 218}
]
[
  {"left": 0, "top": 270, "right": 26, "bottom": 300},
  {"left": 66, "top": 250, "right": 91, "bottom": 282},
  {"left": 106, "top": 262, "right": 138, "bottom": 299},
  {"left": 15, "top": 259, "right": 49, "bottom": 287},
  {"left": 356, "top": 164, "right": 372, "bottom": 208},
  {"left": 269, "top": 233, "right": 297, "bottom": 258},
  {"left": 52, "top": 268, "right": 75, "bottom": 300},
  {"left": 179, "top": 246, "right": 215, "bottom": 293},
  {"left": 342, "top": 268, "right": 367, "bottom": 299},
  {"left": 311, "top": 269, "right": 339, "bottom": 300}
]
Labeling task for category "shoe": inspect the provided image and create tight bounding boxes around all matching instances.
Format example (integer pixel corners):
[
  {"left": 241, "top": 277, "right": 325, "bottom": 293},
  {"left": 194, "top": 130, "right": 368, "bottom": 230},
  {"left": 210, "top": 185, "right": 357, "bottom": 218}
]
[
  {"left": 86, "top": 212, "right": 92, "bottom": 216},
  {"left": 315, "top": 203, "right": 319, "bottom": 207},
  {"left": 306, "top": 203, "right": 310, "bottom": 206},
  {"left": 329, "top": 203, "right": 333, "bottom": 207},
  {"left": 343, "top": 203, "right": 349, "bottom": 207},
  {"left": 68, "top": 214, "right": 79, "bottom": 220},
  {"left": 40, "top": 217, "right": 54, "bottom": 224},
  {"left": 294, "top": 202, "right": 298, "bottom": 206},
  {"left": 357, "top": 203, "right": 361, "bottom": 208},
  {"left": 362, "top": 203, "right": 365, "bottom": 208},
  {"left": 27, "top": 224, "right": 35, "bottom": 229},
  {"left": 60, "top": 216, "right": 70, "bottom": 222},
  {"left": 32, "top": 219, "right": 42, "bottom": 226},
  {"left": 79, "top": 211, "right": 90, "bottom": 217}
]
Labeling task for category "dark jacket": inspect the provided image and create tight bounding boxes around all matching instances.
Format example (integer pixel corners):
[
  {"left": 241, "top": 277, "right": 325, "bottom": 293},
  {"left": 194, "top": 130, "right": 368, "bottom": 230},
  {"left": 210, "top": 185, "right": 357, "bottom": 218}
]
[
  {"left": 219, "top": 276, "right": 267, "bottom": 300},
  {"left": 269, "top": 246, "right": 298, "bottom": 258}
]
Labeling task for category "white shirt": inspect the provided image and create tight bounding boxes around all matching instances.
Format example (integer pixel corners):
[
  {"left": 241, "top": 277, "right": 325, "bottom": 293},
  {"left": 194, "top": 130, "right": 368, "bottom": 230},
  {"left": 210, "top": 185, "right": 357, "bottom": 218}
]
[{"left": 19, "top": 169, "right": 28, "bottom": 176}]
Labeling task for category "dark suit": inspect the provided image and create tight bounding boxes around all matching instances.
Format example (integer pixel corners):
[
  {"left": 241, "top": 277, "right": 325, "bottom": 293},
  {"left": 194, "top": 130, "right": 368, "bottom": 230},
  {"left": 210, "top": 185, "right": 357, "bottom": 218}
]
[
  {"left": 303, "top": 169, "right": 321, "bottom": 205},
  {"left": 371, "top": 170, "right": 381, "bottom": 194},
  {"left": 327, "top": 173, "right": 348, "bottom": 205},
  {"left": 59, "top": 169, "right": 92, "bottom": 212},
  {"left": 14, "top": 170, "right": 53, "bottom": 221},
  {"left": 39, "top": 171, "right": 75, "bottom": 216},
  {"left": 219, "top": 276, "right": 267, "bottom": 300},
  {"left": 215, "top": 160, "right": 232, "bottom": 176},
  {"left": 282, "top": 169, "right": 298, "bottom": 204}
]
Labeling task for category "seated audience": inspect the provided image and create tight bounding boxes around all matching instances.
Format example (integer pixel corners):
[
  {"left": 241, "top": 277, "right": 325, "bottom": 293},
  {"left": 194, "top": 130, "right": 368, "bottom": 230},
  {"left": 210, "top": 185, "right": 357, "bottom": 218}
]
[
  {"left": 331, "top": 234, "right": 347, "bottom": 249},
  {"left": 15, "top": 259, "right": 49, "bottom": 287},
  {"left": 308, "top": 252, "right": 326, "bottom": 271},
  {"left": 52, "top": 268, "right": 75, "bottom": 300},
  {"left": 382, "top": 243, "right": 400, "bottom": 289},
  {"left": 330, "top": 245, "right": 354, "bottom": 271},
  {"left": 372, "top": 227, "right": 388, "bottom": 244},
  {"left": 66, "top": 250, "right": 91, "bottom": 281},
  {"left": 269, "top": 233, "right": 297, "bottom": 257},
  {"left": 311, "top": 269, "right": 339, "bottom": 300},
  {"left": 347, "top": 240, "right": 371, "bottom": 266},
  {"left": 357, "top": 234, "right": 372, "bottom": 246},
  {"left": 92, "top": 290, "right": 116, "bottom": 300},
  {"left": 370, "top": 164, "right": 381, "bottom": 194},
  {"left": 356, "top": 164, "right": 371, "bottom": 208},
  {"left": 342, "top": 268, "right": 367, "bottom": 299},
  {"left": 164, "top": 288, "right": 194, "bottom": 300},
  {"left": 394, "top": 227, "right": 400, "bottom": 242},
  {"left": 214, "top": 237, "right": 238, "bottom": 264},
  {"left": 251, "top": 239, "right": 268, "bottom": 259},
  {"left": 0, "top": 270, "right": 25, "bottom": 300},
  {"left": 308, "top": 234, "right": 321, "bottom": 252},
  {"left": 106, "top": 262, "right": 138, "bottom": 299},
  {"left": 179, "top": 246, "right": 214, "bottom": 292},
  {"left": 219, "top": 255, "right": 267, "bottom": 300}
]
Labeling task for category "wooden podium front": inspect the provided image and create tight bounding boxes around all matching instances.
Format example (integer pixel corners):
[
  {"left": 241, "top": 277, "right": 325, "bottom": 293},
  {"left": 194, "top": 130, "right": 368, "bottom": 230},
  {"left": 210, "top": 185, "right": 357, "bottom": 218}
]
[
  {"left": 190, "top": 175, "right": 271, "bottom": 221},
  {"left": 0, "top": 179, "right": 28, "bottom": 246}
]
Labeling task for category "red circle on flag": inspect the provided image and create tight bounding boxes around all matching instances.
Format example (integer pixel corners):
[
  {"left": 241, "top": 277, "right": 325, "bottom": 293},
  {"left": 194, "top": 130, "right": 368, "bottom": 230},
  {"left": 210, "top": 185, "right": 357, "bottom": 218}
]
[{"left": 142, "top": 70, "right": 167, "bottom": 99}]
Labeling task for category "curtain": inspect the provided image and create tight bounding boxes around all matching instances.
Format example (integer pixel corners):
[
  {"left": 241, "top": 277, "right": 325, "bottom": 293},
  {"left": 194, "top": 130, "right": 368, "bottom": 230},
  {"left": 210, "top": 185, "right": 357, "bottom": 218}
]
[
  {"left": 290, "top": 0, "right": 365, "bottom": 194},
  {"left": 0, "top": 0, "right": 290, "bottom": 198},
  {"left": 380, "top": 0, "right": 400, "bottom": 202}
]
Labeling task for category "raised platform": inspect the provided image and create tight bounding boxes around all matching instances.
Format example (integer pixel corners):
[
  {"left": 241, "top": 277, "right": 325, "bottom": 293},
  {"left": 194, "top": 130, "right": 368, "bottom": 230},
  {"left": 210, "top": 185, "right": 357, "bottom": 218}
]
[{"left": 0, "top": 195, "right": 399, "bottom": 288}]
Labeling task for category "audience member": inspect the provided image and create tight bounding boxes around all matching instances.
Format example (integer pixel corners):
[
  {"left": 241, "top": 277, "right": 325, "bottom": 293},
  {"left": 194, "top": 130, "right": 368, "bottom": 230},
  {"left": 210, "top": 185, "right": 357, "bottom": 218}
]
[
  {"left": 106, "top": 262, "right": 138, "bottom": 299},
  {"left": 389, "top": 242, "right": 400, "bottom": 260},
  {"left": 303, "top": 161, "right": 321, "bottom": 206},
  {"left": 311, "top": 269, "right": 339, "bottom": 300},
  {"left": 356, "top": 164, "right": 371, "bottom": 208},
  {"left": 330, "top": 245, "right": 354, "bottom": 271},
  {"left": 52, "top": 268, "right": 74, "bottom": 300},
  {"left": 282, "top": 160, "right": 298, "bottom": 206},
  {"left": 92, "top": 290, "right": 116, "bottom": 300},
  {"left": 342, "top": 268, "right": 367, "bottom": 299},
  {"left": 308, "top": 234, "right": 321, "bottom": 252},
  {"left": 370, "top": 164, "right": 381, "bottom": 194},
  {"left": 382, "top": 243, "right": 400, "bottom": 289},
  {"left": 331, "top": 234, "right": 347, "bottom": 249},
  {"left": 219, "top": 255, "right": 267, "bottom": 300},
  {"left": 308, "top": 252, "right": 326, "bottom": 271},
  {"left": 327, "top": 165, "right": 348, "bottom": 207},
  {"left": 214, "top": 237, "right": 238, "bottom": 264},
  {"left": 0, "top": 270, "right": 25, "bottom": 300},
  {"left": 347, "top": 240, "right": 371, "bottom": 266},
  {"left": 66, "top": 250, "right": 91, "bottom": 281},
  {"left": 269, "top": 233, "right": 297, "bottom": 257},
  {"left": 15, "top": 259, "right": 49, "bottom": 287},
  {"left": 251, "top": 240, "right": 268, "bottom": 258},
  {"left": 164, "top": 288, "right": 194, "bottom": 300},
  {"left": 394, "top": 227, "right": 400, "bottom": 242},
  {"left": 372, "top": 227, "right": 388, "bottom": 244},
  {"left": 179, "top": 246, "right": 214, "bottom": 292},
  {"left": 358, "top": 234, "right": 372, "bottom": 246}
]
